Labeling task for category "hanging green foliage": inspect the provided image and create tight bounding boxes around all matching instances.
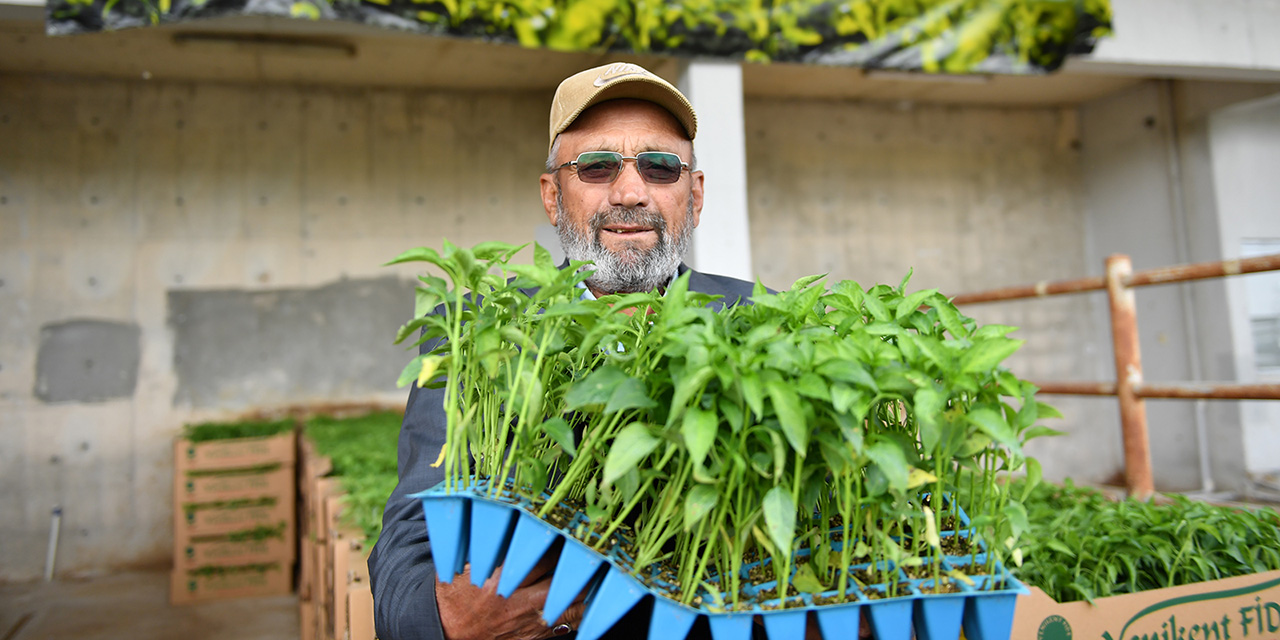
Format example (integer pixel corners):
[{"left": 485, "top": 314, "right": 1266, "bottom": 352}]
[{"left": 48, "top": 0, "right": 1110, "bottom": 74}]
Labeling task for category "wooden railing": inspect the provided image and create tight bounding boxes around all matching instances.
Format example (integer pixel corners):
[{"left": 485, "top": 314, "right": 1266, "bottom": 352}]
[{"left": 951, "top": 253, "right": 1280, "bottom": 500}]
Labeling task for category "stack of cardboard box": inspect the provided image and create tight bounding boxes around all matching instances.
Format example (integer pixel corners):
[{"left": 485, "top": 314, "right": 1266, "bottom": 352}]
[
  {"left": 298, "top": 433, "right": 377, "bottom": 640},
  {"left": 171, "top": 428, "right": 297, "bottom": 604}
]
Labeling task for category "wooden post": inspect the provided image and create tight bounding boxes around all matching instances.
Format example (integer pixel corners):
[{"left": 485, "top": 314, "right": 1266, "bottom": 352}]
[{"left": 1106, "top": 255, "right": 1155, "bottom": 500}]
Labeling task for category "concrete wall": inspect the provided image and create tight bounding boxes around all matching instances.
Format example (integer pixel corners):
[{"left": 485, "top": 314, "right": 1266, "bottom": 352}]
[
  {"left": 0, "top": 74, "right": 551, "bottom": 580},
  {"left": 1077, "top": 79, "right": 1280, "bottom": 492},
  {"left": 1207, "top": 94, "right": 1280, "bottom": 476},
  {"left": 743, "top": 97, "right": 1121, "bottom": 487},
  {"left": 6, "top": 68, "right": 1277, "bottom": 577}
]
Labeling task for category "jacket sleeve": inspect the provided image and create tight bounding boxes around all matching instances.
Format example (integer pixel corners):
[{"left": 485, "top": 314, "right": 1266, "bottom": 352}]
[{"left": 368, "top": 341, "right": 450, "bottom": 640}]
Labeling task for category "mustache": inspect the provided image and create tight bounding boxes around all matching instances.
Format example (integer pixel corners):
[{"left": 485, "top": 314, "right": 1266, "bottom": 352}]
[{"left": 589, "top": 207, "right": 668, "bottom": 239}]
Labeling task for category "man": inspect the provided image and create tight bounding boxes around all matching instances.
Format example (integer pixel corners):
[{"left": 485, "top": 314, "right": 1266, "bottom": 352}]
[{"left": 369, "top": 62, "right": 758, "bottom": 640}]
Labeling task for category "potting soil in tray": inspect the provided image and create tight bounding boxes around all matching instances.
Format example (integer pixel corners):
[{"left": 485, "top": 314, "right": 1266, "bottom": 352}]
[{"left": 410, "top": 480, "right": 1028, "bottom": 640}]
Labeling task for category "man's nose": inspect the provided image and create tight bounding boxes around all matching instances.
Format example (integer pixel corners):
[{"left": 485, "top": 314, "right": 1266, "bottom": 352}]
[{"left": 608, "top": 160, "right": 650, "bottom": 209}]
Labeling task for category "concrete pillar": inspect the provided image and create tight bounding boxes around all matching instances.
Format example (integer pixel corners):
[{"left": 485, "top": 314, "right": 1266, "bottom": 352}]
[{"left": 677, "top": 60, "right": 754, "bottom": 282}]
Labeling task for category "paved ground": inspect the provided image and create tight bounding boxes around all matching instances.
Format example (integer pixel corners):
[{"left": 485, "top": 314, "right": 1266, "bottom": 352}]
[{"left": 1, "top": 570, "right": 299, "bottom": 640}]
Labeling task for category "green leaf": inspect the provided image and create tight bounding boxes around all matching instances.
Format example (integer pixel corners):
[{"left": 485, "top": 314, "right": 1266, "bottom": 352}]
[
  {"left": 862, "top": 293, "right": 892, "bottom": 322},
  {"left": 385, "top": 246, "right": 445, "bottom": 267},
  {"left": 670, "top": 366, "right": 715, "bottom": 423},
  {"left": 1003, "top": 502, "right": 1030, "bottom": 539},
  {"left": 512, "top": 371, "right": 544, "bottom": 423},
  {"left": 967, "top": 407, "right": 1017, "bottom": 448},
  {"left": 540, "top": 302, "right": 601, "bottom": 319},
  {"left": 740, "top": 373, "right": 765, "bottom": 419},
  {"left": 864, "top": 322, "right": 903, "bottom": 336},
  {"left": 960, "top": 337, "right": 1024, "bottom": 374},
  {"left": 974, "top": 324, "right": 1018, "bottom": 339},
  {"left": 796, "top": 373, "right": 830, "bottom": 401},
  {"left": 396, "top": 354, "right": 425, "bottom": 388},
  {"left": 414, "top": 288, "right": 442, "bottom": 318},
  {"left": 792, "top": 562, "right": 827, "bottom": 593},
  {"left": 790, "top": 273, "right": 827, "bottom": 291},
  {"left": 602, "top": 423, "right": 660, "bottom": 488},
  {"left": 816, "top": 432, "right": 850, "bottom": 474},
  {"left": 930, "top": 293, "right": 968, "bottom": 338},
  {"left": 816, "top": 360, "right": 878, "bottom": 391},
  {"left": 472, "top": 241, "right": 521, "bottom": 261},
  {"left": 684, "top": 485, "right": 718, "bottom": 532},
  {"left": 766, "top": 379, "right": 808, "bottom": 455},
  {"left": 834, "top": 412, "right": 865, "bottom": 454},
  {"left": 958, "top": 433, "right": 992, "bottom": 457},
  {"left": 912, "top": 335, "right": 951, "bottom": 369},
  {"left": 766, "top": 430, "right": 787, "bottom": 481},
  {"left": 895, "top": 288, "right": 938, "bottom": 320},
  {"left": 606, "top": 377, "right": 657, "bottom": 414},
  {"left": 1021, "top": 457, "right": 1043, "bottom": 501},
  {"left": 1036, "top": 401, "right": 1064, "bottom": 419},
  {"left": 720, "top": 397, "right": 744, "bottom": 434},
  {"left": 830, "top": 383, "right": 860, "bottom": 415},
  {"left": 617, "top": 466, "right": 641, "bottom": 502},
  {"left": 682, "top": 406, "right": 718, "bottom": 467},
  {"left": 534, "top": 243, "right": 555, "bottom": 270},
  {"left": 865, "top": 440, "right": 910, "bottom": 494},
  {"left": 541, "top": 417, "right": 576, "bottom": 457},
  {"left": 762, "top": 486, "right": 797, "bottom": 558},
  {"left": 906, "top": 467, "right": 937, "bottom": 490},
  {"left": 565, "top": 366, "right": 628, "bottom": 410},
  {"left": 914, "top": 387, "right": 945, "bottom": 452},
  {"left": 1023, "top": 425, "right": 1067, "bottom": 442},
  {"left": 506, "top": 263, "right": 552, "bottom": 287}
]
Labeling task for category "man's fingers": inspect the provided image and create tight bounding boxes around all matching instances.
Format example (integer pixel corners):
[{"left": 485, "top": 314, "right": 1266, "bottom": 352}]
[{"left": 555, "top": 601, "right": 587, "bottom": 630}]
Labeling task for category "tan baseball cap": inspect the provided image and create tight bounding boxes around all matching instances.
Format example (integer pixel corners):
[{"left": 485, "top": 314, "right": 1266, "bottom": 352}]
[{"left": 548, "top": 62, "right": 697, "bottom": 152}]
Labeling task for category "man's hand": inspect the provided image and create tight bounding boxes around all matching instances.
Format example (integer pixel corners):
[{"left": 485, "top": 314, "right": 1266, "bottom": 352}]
[{"left": 436, "top": 554, "right": 586, "bottom": 640}]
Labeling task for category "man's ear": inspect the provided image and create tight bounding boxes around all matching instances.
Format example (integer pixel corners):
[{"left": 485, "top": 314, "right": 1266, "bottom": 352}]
[
  {"left": 690, "top": 170, "right": 705, "bottom": 228},
  {"left": 540, "top": 173, "right": 560, "bottom": 226}
]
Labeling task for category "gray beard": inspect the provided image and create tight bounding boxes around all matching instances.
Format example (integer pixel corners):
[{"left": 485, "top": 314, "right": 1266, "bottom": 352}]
[{"left": 555, "top": 192, "right": 694, "bottom": 294}]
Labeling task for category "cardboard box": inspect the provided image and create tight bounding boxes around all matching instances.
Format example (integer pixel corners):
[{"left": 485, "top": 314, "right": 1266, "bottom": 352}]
[
  {"left": 176, "top": 497, "right": 293, "bottom": 537},
  {"left": 317, "top": 533, "right": 333, "bottom": 637},
  {"left": 177, "top": 464, "right": 294, "bottom": 503},
  {"left": 298, "top": 535, "right": 316, "bottom": 602},
  {"left": 348, "top": 582, "right": 376, "bottom": 640},
  {"left": 170, "top": 563, "right": 291, "bottom": 605},
  {"left": 300, "top": 436, "right": 333, "bottom": 483},
  {"left": 299, "top": 597, "right": 317, "bottom": 640},
  {"left": 330, "top": 532, "right": 359, "bottom": 640},
  {"left": 310, "top": 477, "right": 342, "bottom": 544},
  {"left": 1012, "top": 569, "right": 1280, "bottom": 640},
  {"left": 174, "top": 530, "right": 295, "bottom": 568},
  {"left": 176, "top": 431, "right": 296, "bottom": 472}
]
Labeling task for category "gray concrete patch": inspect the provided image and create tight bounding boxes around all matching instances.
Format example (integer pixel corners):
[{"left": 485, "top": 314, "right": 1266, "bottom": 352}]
[
  {"left": 169, "top": 277, "right": 415, "bottom": 409},
  {"left": 35, "top": 319, "right": 142, "bottom": 403}
]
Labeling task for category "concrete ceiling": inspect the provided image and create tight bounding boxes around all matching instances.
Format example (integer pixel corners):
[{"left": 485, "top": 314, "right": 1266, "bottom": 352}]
[{"left": 0, "top": 10, "right": 1142, "bottom": 106}]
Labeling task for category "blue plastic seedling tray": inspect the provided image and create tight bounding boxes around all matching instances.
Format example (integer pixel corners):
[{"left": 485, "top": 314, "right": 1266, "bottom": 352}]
[{"left": 409, "top": 480, "right": 1027, "bottom": 640}]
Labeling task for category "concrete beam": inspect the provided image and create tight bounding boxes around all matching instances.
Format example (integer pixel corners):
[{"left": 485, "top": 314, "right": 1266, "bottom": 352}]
[
  {"left": 1068, "top": 0, "right": 1280, "bottom": 81},
  {"left": 0, "top": 0, "right": 43, "bottom": 20},
  {"left": 677, "top": 60, "right": 755, "bottom": 282}
]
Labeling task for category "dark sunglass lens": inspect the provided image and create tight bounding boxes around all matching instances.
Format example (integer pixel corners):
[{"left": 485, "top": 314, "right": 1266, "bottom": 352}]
[
  {"left": 637, "top": 153, "right": 682, "bottom": 184},
  {"left": 575, "top": 153, "right": 620, "bottom": 183}
]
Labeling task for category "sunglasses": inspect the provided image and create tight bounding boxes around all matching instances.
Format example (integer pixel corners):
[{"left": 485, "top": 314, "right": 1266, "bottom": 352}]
[{"left": 555, "top": 151, "right": 689, "bottom": 185}]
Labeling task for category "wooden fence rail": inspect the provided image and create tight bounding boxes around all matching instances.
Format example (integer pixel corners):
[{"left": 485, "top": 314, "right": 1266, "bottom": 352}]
[{"left": 951, "top": 253, "right": 1280, "bottom": 500}]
